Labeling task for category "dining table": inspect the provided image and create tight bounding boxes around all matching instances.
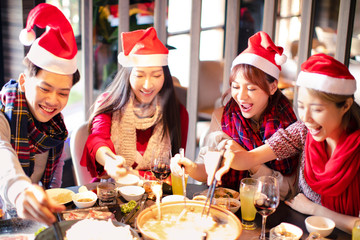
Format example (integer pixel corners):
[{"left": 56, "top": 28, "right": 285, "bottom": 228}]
[{"left": 0, "top": 182, "right": 352, "bottom": 240}]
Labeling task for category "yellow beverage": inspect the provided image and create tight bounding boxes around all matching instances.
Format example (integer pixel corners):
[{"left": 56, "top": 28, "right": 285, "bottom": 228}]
[
  {"left": 240, "top": 186, "right": 257, "bottom": 221},
  {"left": 240, "top": 178, "right": 258, "bottom": 230},
  {"left": 171, "top": 173, "right": 187, "bottom": 195},
  {"left": 353, "top": 220, "right": 360, "bottom": 240}
]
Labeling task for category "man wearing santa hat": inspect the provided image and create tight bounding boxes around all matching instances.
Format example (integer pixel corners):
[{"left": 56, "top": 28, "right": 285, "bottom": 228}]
[{"left": 0, "top": 3, "right": 79, "bottom": 225}]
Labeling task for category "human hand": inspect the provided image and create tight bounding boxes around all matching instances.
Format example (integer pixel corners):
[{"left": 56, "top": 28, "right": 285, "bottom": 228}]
[
  {"left": 103, "top": 152, "right": 128, "bottom": 179},
  {"left": 212, "top": 149, "right": 234, "bottom": 185},
  {"left": 170, "top": 154, "right": 196, "bottom": 177},
  {"left": 285, "top": 193, "right": 317, "bottom": 215},
  {"left": 15, "top": 184, "right": 65, "bottom": 225}
]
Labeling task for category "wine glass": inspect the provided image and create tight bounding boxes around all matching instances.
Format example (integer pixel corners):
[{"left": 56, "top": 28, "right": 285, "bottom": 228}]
[
  {"left": 253, "top": 176, "right": 280, "bottom": 240},
  {"left": 151, "top": 151, "right": 171, "bottom": 182}
]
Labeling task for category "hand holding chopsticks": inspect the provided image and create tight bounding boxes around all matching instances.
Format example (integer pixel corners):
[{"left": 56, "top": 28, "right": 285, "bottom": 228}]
[{"left": 202, "top": 150, "right": 225, "bottom": 217}]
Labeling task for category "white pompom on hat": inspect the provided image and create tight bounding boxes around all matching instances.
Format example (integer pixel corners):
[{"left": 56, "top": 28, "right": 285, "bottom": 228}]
[
  {"left": 19, "top": 3, "right": 78, "bottom": 75},
  {"left": 118, "top": 27, "right": 168, "bottom": 67},
  {"left": 231, "top": 31, "right": 286, "bottom": 80},
  {"left": 296, "top": 53, "right": 356, "bottom": 95}
]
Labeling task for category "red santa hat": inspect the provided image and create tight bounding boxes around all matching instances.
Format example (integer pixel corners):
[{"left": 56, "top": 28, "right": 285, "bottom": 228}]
[
  {"left": 297, "top": 54, "right": 356, "bottom": 95},
  {"left": 118, "top": 27, "right": 168, "bottom": 67},
  {"left": 19, "top": 3, "right": 78, "bottom": 75},
  {"left": 231, "top": 31, "right": 287, "bottom": 80}
]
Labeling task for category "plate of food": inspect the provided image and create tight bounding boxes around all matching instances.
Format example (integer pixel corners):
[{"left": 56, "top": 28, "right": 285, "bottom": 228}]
[
  {"left": 46, "top": 188, "right": 75, "bottom": 205},
  {"left": 35, "top": 219, "right": 141, "bottom": 240},
  {"left": 200, "top": 187, "right": 240, "bottom": 199}
]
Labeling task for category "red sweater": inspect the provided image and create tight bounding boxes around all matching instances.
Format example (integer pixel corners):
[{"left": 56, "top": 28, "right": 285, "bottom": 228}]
[{"left": 80, "top": 105, "right": 188, "bottom": 178}]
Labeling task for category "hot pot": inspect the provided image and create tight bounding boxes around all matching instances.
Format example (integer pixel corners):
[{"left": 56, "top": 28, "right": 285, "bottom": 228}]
[{"left": 136, "top": 200, "right": 242, "bottom": 240}]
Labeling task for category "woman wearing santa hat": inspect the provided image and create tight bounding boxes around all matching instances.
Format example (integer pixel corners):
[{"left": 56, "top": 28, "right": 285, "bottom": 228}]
[
  {"left": 216, "top": 53, "right": 360, "bottom": 233},
  {"left": 80, "top": 27, "right": 188, "bottom": 181},
  {"left": 0, "top": 3, "right": 79, "bottom": 225},
  {"left": 171, "top": 31, "right": 298, "bottom": 199}
]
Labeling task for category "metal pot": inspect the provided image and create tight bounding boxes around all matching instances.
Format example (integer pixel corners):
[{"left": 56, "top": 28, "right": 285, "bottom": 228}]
[{"left": 136, "top": 200, "right": 242, "bottom": 240}]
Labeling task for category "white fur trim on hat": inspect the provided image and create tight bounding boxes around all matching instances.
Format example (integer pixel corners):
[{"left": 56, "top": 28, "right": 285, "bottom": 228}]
[
  {"left": 231, "top": 52, "right": 280, "bottom": 79},
  {"left": 118, "top": 52, "right": 168, "bottom": 67},
  {"left": 275, "top": 53, "right": 287, "bottom": 66},
  {"left": 297, "top": 71, "right": 356, "bottom": 95},
  {"left": 19, "top": 29, "right": 36, "bottom": 46},
  {"left": 27, "top": 39, "right": 77, "bottom": 75}
]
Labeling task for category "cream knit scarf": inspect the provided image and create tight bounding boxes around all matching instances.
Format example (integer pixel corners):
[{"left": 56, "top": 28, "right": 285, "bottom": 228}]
[{"left": 111, "top": 94, "right": 171, "bottom": 170}]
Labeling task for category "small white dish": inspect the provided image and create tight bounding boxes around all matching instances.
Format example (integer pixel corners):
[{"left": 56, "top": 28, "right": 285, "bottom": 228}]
[
  {"left": 270, "top": 222, "right": 303, "bottom": 240},
  {"left": 118, "top": 185, "right": 145, "bottom": 202},
  {"left": 162, "top": 195, "right": 189, "bottom": 203},
  {"left": 116, "top": 174, "right": 140, "bottom": 187},
  {"left": 228, "top": 198, "right": 241, "bottom": 213},
  {"left": 72, "top": 191, "right": 97, "bottom": 208},
  {"left": 305, "top": 216, "right": 335, "bottom": 237}
]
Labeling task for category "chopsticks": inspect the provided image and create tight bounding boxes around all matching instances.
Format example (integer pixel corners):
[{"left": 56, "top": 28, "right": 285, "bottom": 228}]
[
  {"left": 53, "top": 214, "right": 63, "bottom": 240},
  {"left": 179, "top": 148, "right": 187, "bottom": 208},
  {"left": 201, "top": 150, "right": 225, "bottom": 217}
]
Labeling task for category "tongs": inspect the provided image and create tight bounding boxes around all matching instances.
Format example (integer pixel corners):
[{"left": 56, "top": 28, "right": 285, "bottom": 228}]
[{"left": 201, "top": 150, "right": 225, "bottom": 217}]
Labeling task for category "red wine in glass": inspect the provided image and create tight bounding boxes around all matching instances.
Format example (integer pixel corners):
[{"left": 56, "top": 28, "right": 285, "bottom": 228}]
[
  {"left": 254, "top": 195, "right": 279, "bottom": 216},
  {"left": 151, "top": 163, "right": 171, "bottom": 180}
]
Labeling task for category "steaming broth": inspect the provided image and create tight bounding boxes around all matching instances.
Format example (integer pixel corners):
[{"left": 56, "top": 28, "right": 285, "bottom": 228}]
[{"left": 141, "top": 210, "right": 238, "bottom": 240}]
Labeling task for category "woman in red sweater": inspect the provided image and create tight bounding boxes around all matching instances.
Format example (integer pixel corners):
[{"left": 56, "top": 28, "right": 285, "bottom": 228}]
[{"left": 81, "top": 27, "right": 188, "bottom": 181}]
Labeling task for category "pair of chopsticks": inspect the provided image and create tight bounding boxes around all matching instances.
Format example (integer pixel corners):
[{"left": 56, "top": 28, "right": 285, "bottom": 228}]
[
  {"left": 53, "top": 213, "right": 63, "bottom": 240},
  {"left": 201, "top": 150, "right": 225, "bottom": 217},
  {"left": 179, "top": 148, "right": 187, "bottom": 208}
]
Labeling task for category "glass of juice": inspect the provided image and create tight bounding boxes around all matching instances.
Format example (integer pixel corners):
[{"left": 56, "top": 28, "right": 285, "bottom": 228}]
[
  {"left": 353, "top": 219, "right": 360, "bottom": 240},
  {"left": 171, "top": 172, "right": 188, "bottom": 195},
  {"left": 240, "top": 178, "right": 258, "bottom": 230}
]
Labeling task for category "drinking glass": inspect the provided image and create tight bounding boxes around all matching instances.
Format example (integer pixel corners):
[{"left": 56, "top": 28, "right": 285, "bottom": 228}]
[
  {"left": 353, "top": 219, "right": 360, "bottom": 240},
  {"left": 171, "top": 172, "right": 188, "bottom": 195},
  {"left": 151, "top": 151, "right": 171, "bottom": 182},
  {"left": 240, "top": 178, "right": 258, "bottom": 230},
  {"left": 97, "top": 182, "right": 117, "bottom": 206},
  {"left": 253, "top": 176, "right": 280, "bottom": 240}
]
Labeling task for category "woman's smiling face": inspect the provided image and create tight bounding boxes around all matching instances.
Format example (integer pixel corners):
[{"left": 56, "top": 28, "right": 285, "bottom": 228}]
[
  {"left": 130, "top": 66, "right": 165, "bottom": 104},
  {"left": 231, "top": 71, "right": 277, "bottom": 122},
  {"left": 297, "top": 86, "right": 349, "bottom": 143}
]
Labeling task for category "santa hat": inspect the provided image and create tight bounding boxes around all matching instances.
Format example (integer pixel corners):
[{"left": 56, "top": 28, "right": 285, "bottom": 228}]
[
  {"left": 231, "top": 31, "right": 287, "bottom": 79},
  {"left": 19, "top": 3, "right": 77, "bottom": 75},
  {"left": 297, "top": 54, "right": 356, "bottom": 95},
  {"left": 118, "top": 27, "right": 168, "bottom": 67}
]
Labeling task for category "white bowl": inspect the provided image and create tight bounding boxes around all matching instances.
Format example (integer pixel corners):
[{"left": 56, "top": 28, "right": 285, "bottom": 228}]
[
  {"left": 270, "top": 222, "right": 303, "bottom": 240},
  {"left": 118, "top": 186, "right": 145, "bottom": 202},
  {"left": 228, "top": 198, "right": 241, "bottom": 213},
  {"left": 72, "top": 191, "right": 97, "bottom": 208},
  {"left": 162, "top": 195, "right": 189, "bottom": 203},
  {"left": 305, "top": 216, "right": 335, "bottom": 237},
  {"left": 214, "top": 198, "right": 241, "bottom": 213},
  {"left": 116, "top": 174, "right": 140, "bottom": 187}
]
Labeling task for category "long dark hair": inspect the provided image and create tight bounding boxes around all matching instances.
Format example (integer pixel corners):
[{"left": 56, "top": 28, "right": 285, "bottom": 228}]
[{"left": 89, "top": 65, "right": 182, "bottom": 155}]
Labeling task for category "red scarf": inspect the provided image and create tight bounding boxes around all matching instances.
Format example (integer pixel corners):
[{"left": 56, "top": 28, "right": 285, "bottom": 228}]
[
  {"left": 221, "top": 92, "right": 298, "bottom": 190},
  {"left": 304, "top": 130, "right": 360, "bottom": 216}
]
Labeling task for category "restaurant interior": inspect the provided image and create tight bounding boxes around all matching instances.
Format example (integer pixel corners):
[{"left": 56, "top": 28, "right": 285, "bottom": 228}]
[{"left": 0, "top": 0, "right": 359, "bottom": 239}]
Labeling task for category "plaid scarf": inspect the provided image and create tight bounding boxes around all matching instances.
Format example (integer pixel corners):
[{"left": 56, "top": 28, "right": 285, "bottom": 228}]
[
  {"left": 221, "top": 92, "right": 298, "bottom": 190},
  {"left": 0, "top": 80, "right": 67, "bottom": 189}
]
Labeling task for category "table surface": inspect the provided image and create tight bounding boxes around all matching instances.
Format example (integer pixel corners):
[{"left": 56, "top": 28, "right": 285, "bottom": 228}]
[{"left": 0, "top": 183, "right": 351, "bottom": 240}]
